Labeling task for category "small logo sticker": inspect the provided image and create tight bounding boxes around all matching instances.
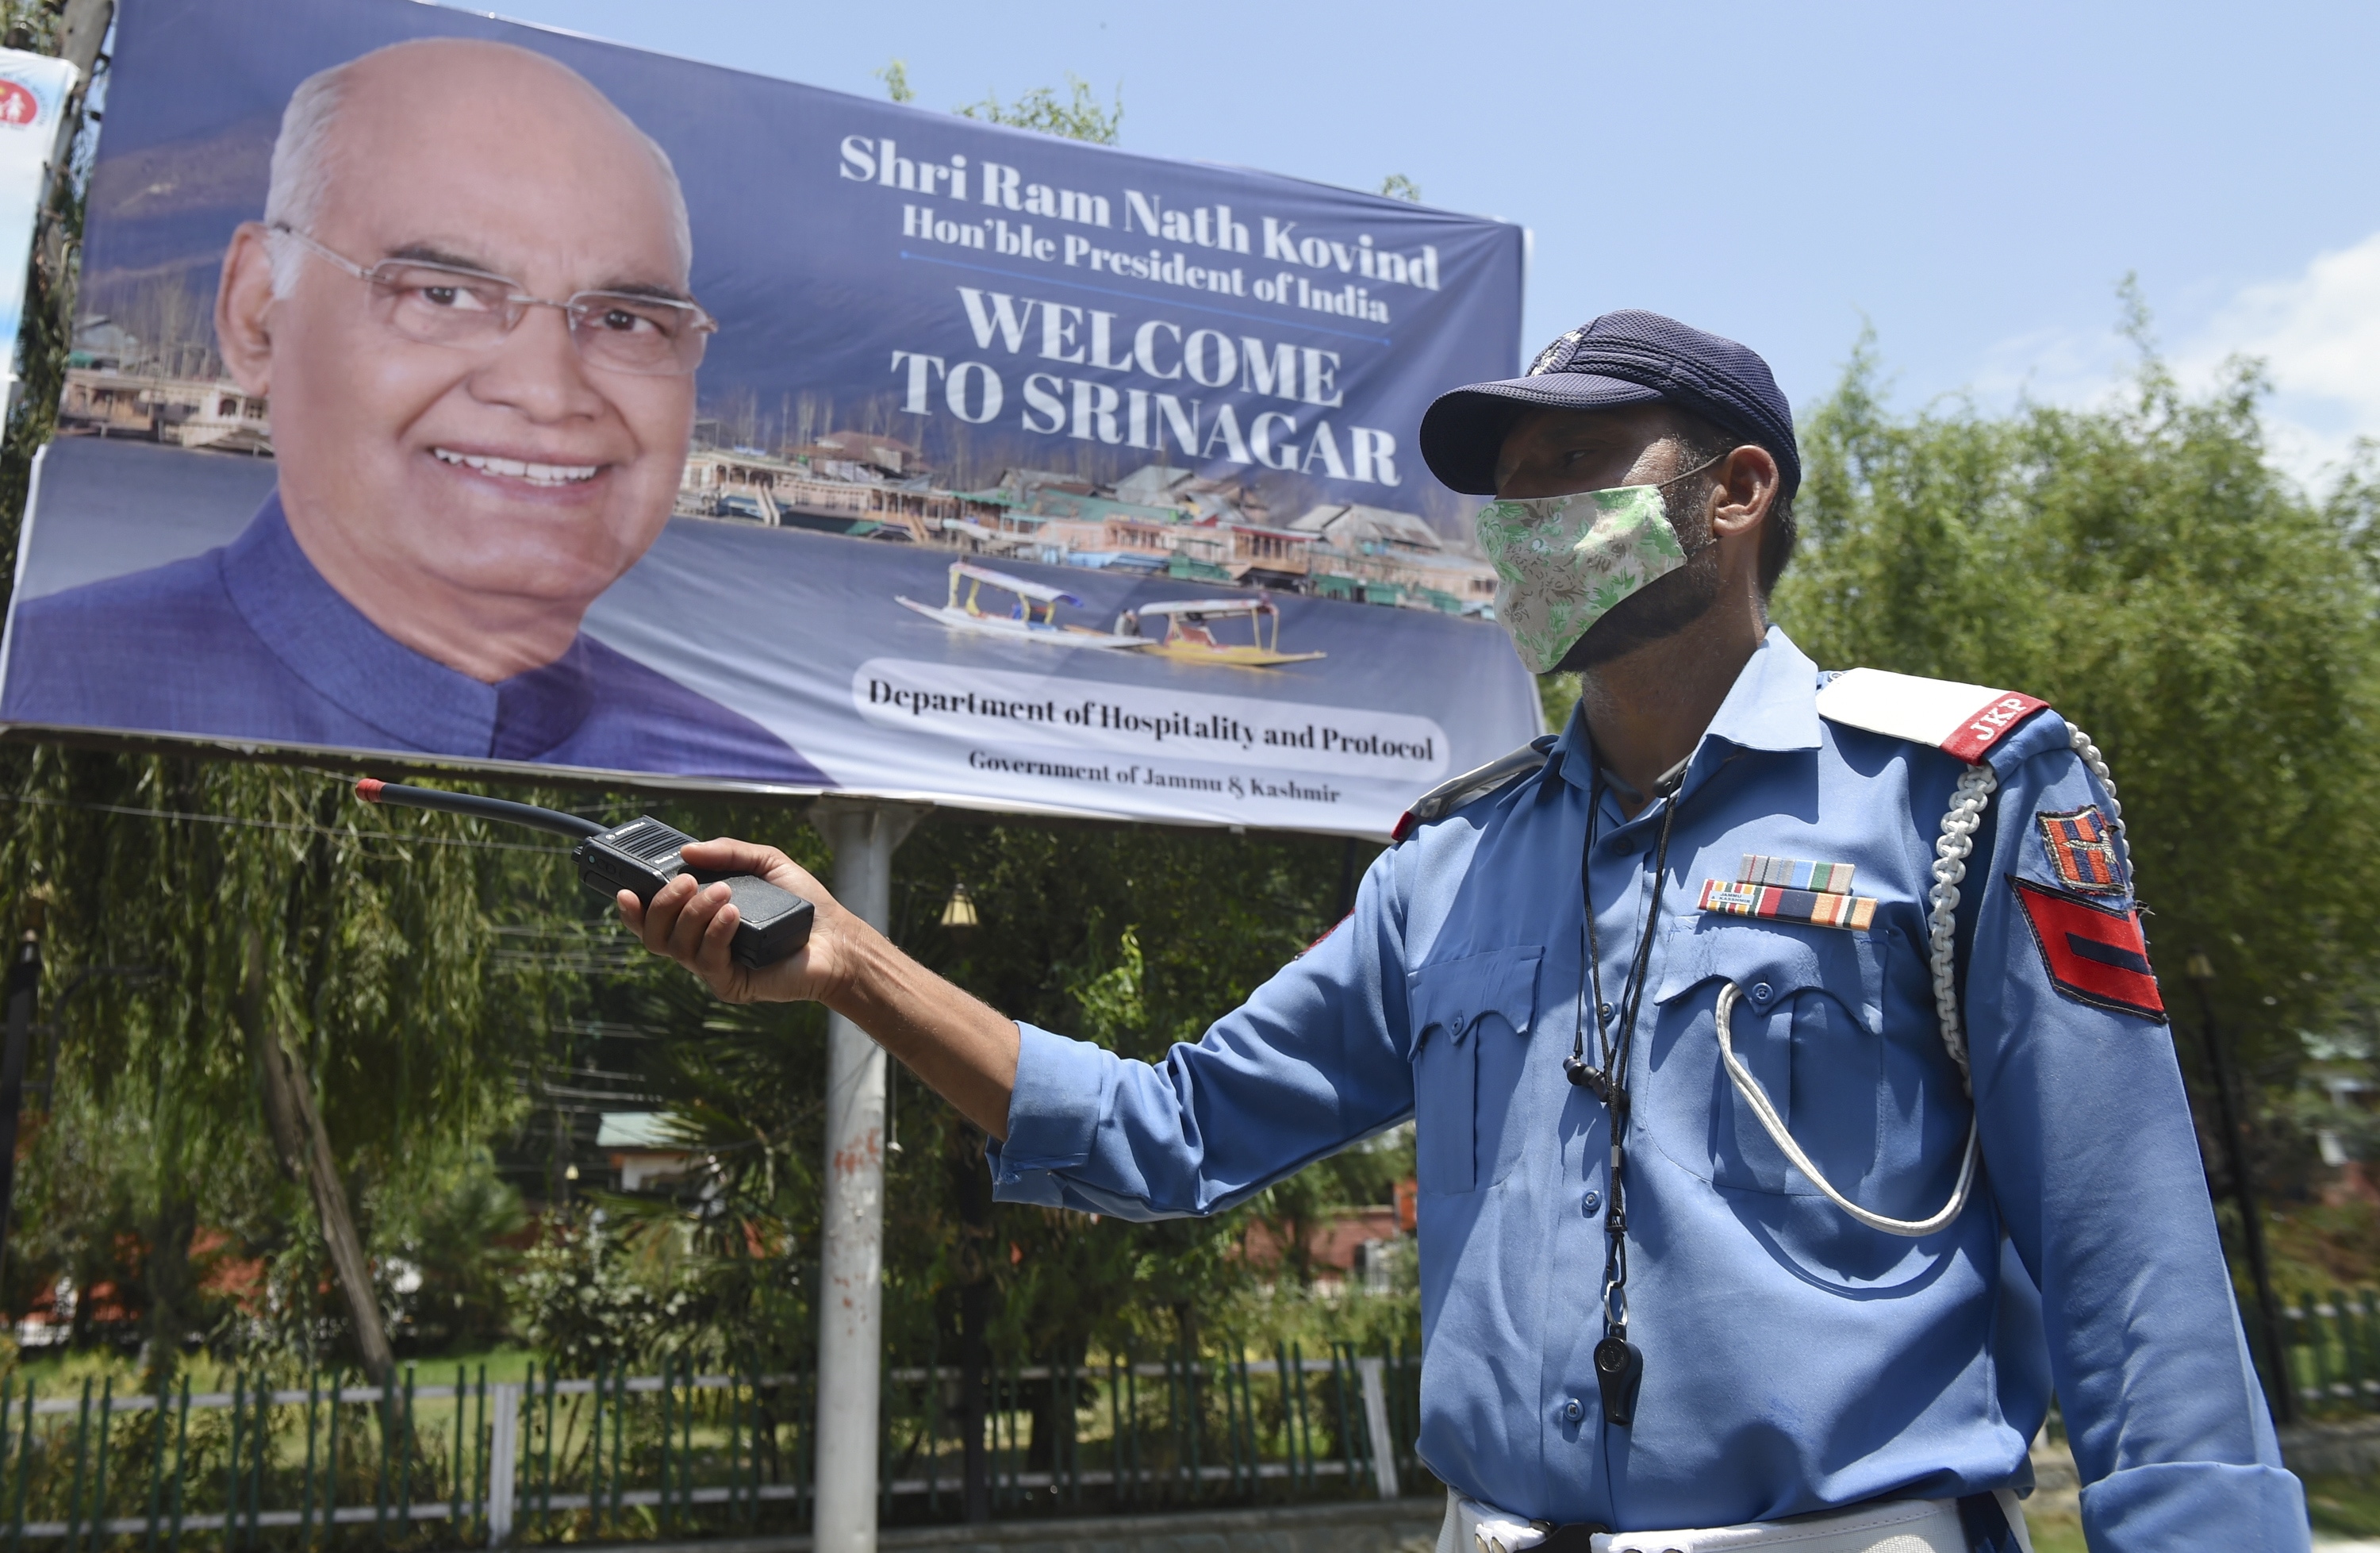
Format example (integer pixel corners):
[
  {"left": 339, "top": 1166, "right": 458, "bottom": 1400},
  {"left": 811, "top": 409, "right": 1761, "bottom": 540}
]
[{"left": 2038, "top": 805, "right": 2125, "bottom": 894}]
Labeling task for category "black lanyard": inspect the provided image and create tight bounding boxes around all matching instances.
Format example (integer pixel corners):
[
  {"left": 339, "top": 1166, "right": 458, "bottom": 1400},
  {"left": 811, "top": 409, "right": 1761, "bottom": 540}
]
[{"left": 1564, "top": 765, "right": 1684, "bottom": 1427}]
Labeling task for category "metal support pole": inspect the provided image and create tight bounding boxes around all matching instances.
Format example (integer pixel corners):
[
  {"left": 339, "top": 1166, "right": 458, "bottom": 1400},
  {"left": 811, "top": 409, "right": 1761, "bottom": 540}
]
[
  {"left": 1355, "top": 1359, "right": 1399, "bottom": 1501},
  {"left": 809, "top": 800, "right": 925, "bottom": 1553},
  {"left": 0, "top": 904, "right": 43, "bottom": 1285},
  {"left": 485, "top": 1382, "right": 520, "bottom": 1546}
]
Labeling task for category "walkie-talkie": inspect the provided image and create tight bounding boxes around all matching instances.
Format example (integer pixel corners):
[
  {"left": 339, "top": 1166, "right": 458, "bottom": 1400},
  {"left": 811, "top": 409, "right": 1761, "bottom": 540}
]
[
  {"left": 355, "top": 780, "right": 814, "bottom": 968},
  {"left": 570, "top": 813, "right": 815, "bottom": 967}
]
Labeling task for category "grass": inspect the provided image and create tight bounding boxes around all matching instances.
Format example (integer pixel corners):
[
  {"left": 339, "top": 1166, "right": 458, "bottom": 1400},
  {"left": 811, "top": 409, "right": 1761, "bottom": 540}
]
[
  {"left": 6, "top": 1344, "right": 543, "bottom": 1393},
  {"left": 2305, "top": 1472, "right": 2380, "bottom": 1540},
  {"left": 2025, "top": 1506, "right": 2086, "bottom": 1553}
]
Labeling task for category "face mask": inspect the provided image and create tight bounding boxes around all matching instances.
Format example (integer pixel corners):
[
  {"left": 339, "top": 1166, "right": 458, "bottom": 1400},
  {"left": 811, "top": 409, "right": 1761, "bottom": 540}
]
[{"left": 1474, "top": 459, "right": 1719, "bottom": 674}]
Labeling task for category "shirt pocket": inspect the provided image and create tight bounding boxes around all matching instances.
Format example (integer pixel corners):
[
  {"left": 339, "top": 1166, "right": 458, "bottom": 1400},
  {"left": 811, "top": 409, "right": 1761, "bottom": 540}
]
[
  {"left": 1407, "top": 944, "right": 1544, "bottom": 1196},
  {"left": 1645, "top": 920, "right": 1885, "bottom": 1195}
]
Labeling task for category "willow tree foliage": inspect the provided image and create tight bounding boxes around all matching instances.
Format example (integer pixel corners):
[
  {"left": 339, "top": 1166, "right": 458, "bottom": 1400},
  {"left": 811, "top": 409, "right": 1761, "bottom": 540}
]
[{"left": 0, "top": 751, "right": 589, "bottom": 1378}]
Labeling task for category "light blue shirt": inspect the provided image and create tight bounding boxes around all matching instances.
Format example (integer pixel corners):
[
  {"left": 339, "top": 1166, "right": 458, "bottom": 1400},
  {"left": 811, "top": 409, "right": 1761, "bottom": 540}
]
[{"left": 990, "top": 627, "right": 2305, "bottom": 1549}]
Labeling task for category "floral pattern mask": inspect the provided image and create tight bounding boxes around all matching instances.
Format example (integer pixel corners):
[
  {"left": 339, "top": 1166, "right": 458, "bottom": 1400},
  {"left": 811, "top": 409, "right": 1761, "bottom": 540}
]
[{"left": 1475, "top": 483, "right": 1688, "bottom": 674}]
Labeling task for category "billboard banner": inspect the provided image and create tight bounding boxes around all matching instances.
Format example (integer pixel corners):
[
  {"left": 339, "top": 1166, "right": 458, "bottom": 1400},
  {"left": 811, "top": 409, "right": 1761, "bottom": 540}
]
[
  {"left": 0, "top": 48, "right": 75, "bottom": 397},
  {"left": 0, "top": 0, "right": 1537, "bottom": 836}
]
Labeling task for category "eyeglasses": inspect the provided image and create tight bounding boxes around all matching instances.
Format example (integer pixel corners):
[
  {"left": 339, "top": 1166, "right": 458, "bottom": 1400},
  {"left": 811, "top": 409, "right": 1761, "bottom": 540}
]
[{"left": 269, "top": 224, "right": 716, "bottom": 378}]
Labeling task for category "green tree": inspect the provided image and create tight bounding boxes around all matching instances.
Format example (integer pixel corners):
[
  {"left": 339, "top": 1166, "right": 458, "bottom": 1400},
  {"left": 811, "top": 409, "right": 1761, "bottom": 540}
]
[
  {"left": 0, "top": 754, "right": 589, "bottom": 1382},
  {"left": 1774, "top": 327, "right": 2380, "bottom": 1070},
  {"left": 877, "top": 57, "right": 1124, "bottom": 146},
  {"left": 955, "top": 74, "right": 1123, "bottom": 145}
]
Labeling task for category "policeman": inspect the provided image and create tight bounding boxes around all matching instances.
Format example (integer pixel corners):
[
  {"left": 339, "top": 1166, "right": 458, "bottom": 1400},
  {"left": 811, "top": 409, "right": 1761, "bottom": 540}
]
[{"left": 625, "top": 312, "right": 2306, "bottom": 1551}]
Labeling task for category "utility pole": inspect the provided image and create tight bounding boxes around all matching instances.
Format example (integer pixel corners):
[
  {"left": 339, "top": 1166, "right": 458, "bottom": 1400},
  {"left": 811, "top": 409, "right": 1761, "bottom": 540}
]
[
  {"left": 2185, "top": 952, "right": 2294, "bottom": 1424},
  {"left": 808, "top": 800, "right": 926, "bottom": 1553},
  {"left": 0, "top": 899, "right": 42, "bottom": 1283}
]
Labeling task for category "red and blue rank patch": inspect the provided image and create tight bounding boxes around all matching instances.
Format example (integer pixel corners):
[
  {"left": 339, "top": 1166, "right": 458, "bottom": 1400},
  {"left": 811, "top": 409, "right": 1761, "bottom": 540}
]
[
  {"left": 2036, "top": 804, "right": 2125, "bottom": 894},
  {"left": 2009, "top": 875, "right": 2166, "bottom": 1022}
]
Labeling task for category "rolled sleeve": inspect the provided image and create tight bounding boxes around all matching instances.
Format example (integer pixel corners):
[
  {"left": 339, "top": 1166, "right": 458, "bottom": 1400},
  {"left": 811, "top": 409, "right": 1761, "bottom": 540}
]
[
  {"left": 2081, "top": 1462, "right": 2308, "bottom": 1552},
  {"left": 988, "top": 1021, "right": 1115, "bottom": 1183}
]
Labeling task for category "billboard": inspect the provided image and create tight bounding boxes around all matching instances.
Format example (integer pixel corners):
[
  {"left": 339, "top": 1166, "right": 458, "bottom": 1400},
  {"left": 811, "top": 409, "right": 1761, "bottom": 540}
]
[
  {"left": 0, "top": 48, "right": 76, "bottom": 398},
  {"left": 0, "top": 0, "right": 1537, "bottom": 836}
]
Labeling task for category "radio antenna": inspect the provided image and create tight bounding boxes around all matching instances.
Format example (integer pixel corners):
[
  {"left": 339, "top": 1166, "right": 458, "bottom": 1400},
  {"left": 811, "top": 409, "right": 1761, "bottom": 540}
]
[
  {"left": 354, "top": 778, "right": 606, "bottom": 840},
  {"left": 350, "top": 778, "right": 812, "bottom": 968}
]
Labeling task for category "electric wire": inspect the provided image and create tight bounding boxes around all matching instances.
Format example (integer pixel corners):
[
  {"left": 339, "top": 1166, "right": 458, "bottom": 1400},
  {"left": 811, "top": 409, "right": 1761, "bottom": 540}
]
[{"left": 0, "top": 790, "right": 571, "bottom": 853}]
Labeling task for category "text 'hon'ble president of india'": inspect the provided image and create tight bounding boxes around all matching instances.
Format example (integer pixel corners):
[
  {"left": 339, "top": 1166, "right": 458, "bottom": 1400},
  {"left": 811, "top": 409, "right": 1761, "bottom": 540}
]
[
  {"left": 621, "top": 311, "right": 2305, "bottom": 1551},
  {"left": 3, "top": 39, "right": 826, "bottom": 783}
]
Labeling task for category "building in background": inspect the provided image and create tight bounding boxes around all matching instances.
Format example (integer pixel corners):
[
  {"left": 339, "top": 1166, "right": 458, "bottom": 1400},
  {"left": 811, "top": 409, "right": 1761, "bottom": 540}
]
[{"left": 680, "top": 433, "right": 1500, "bottom": 616}]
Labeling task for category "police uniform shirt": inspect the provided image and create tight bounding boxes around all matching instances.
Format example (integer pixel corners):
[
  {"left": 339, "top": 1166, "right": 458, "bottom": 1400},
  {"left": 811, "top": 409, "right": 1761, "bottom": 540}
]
[{"left": 988, "top": 626, "right": 2304, "bottom": 1551}]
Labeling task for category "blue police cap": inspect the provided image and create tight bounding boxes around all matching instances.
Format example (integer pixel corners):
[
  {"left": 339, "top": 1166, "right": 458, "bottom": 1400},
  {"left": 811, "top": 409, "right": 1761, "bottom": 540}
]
[{"left": 1418, "top": 309, "right": 1801, "bottom": 499}]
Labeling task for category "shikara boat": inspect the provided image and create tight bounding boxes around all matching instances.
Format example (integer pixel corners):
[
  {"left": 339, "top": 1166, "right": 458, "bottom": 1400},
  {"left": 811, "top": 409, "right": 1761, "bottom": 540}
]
[
  {"left": 898, "top": 562, "right": 1150, "bottom": 649},
  {"left": 1115, "top": 598, "right": 1326, "bottom": 667}
]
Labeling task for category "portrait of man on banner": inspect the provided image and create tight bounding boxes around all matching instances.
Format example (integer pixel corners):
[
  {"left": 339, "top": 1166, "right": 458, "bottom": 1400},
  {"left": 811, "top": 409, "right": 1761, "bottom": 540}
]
[{"left": 2, "top": 38, "right": 829, "bottom": 783}]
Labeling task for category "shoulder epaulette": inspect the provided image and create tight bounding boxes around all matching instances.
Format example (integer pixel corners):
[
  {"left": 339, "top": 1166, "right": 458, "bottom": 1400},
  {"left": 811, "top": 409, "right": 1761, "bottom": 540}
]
[
  {"left": 1391, "top": 735, "right": 1557, "bottom": 842},
  {"left": 1815, "top": 667, "right": 2049, "bottom": 763}
]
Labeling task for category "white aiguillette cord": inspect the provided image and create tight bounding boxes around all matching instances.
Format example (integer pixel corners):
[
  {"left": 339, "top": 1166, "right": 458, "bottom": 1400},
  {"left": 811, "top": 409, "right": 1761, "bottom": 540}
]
[
  {"left": 1717, "top": 980, "right": 1980, "bottom": 1236},
  {"left": 1711, "top": 727, "right": 2126, "bottom": 1238}
]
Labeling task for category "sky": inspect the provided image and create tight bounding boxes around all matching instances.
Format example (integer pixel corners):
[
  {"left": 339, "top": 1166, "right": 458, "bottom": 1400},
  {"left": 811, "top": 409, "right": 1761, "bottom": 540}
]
[{"left": 451, "top": 0, "right": 2380, "bottom": 489}]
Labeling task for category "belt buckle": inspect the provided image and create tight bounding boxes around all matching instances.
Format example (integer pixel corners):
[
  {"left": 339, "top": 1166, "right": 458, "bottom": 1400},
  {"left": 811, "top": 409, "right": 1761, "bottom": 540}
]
[{"left": 1539, "top": 1525, "right": 1608, "bottom": 1553}]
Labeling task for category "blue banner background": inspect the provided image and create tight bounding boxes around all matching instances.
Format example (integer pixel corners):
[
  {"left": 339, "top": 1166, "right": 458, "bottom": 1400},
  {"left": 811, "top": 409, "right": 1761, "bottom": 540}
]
[{"left": 0, "top": 0, "right": 1538, "bottom": 836}]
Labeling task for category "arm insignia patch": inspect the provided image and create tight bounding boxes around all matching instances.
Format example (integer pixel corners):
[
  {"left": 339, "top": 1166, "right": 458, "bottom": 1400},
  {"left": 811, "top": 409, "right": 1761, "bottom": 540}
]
[
  {"left": 2037, "top": 805, "right": 2126, "bottom": 894},
  {"left": 2009, "top": 875, "right": 2167, "bottom": 1022}
]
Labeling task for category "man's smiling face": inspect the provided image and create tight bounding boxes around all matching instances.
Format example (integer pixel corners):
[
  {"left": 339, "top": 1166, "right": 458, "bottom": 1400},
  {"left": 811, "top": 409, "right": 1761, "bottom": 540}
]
[{"left": 237, "top": 42, "right": 695, "bottom": 677}]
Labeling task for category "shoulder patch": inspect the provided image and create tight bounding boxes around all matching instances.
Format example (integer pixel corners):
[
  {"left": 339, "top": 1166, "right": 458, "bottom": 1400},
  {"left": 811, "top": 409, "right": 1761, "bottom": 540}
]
[
  {"left": 1816, "top": 667, "right": 2048, "bottom": 763},
  {"left": 2037, "top": 805, "right": 2127, "bottom": 894},
  {"left": 1392, "top": 736, "right": 1556, "bottom": 842}
]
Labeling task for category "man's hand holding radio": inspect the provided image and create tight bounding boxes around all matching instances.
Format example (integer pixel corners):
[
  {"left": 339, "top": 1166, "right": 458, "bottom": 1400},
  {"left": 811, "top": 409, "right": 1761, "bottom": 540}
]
[
  {"left": 617, "top": 838, "right": 837, "bottom": 1003},
  {"left": 620, "top": 838, "right": 1021, "bottom": 1139}
]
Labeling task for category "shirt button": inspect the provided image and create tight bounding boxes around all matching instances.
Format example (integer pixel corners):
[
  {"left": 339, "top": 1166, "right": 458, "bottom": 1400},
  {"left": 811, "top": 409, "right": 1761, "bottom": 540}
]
[
  {"left": 1582, "top": 1190, "right": 1602, "bottom": 1215},
  {"left": 1597, "top": 1001, "right": 1615, "bottom": 1024},
  {"left": 1564, "top": 1398, "right": 1583, "bottom": 1423},
  {"left": 1750, "top": 982, "right": 1774, "bottom": 1004}
]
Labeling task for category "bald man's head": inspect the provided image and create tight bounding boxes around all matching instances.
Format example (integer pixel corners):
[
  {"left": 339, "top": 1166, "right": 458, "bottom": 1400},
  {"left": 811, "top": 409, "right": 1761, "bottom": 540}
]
[
  {"left": 213, "top": 35, "right": 707, "bottom": 685},
  {"left": 263, "top": 39, "right": 692, "bottom": 296}
]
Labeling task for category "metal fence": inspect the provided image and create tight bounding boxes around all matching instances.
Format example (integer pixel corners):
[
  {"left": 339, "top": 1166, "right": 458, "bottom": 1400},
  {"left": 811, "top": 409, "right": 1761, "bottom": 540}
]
[
  {"left": 2283, "top": 1290, "right": 2380, "bottom": 1414},
  {"left": 0, "top": 1340, "right": 1429, "bottom": 1547}
]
